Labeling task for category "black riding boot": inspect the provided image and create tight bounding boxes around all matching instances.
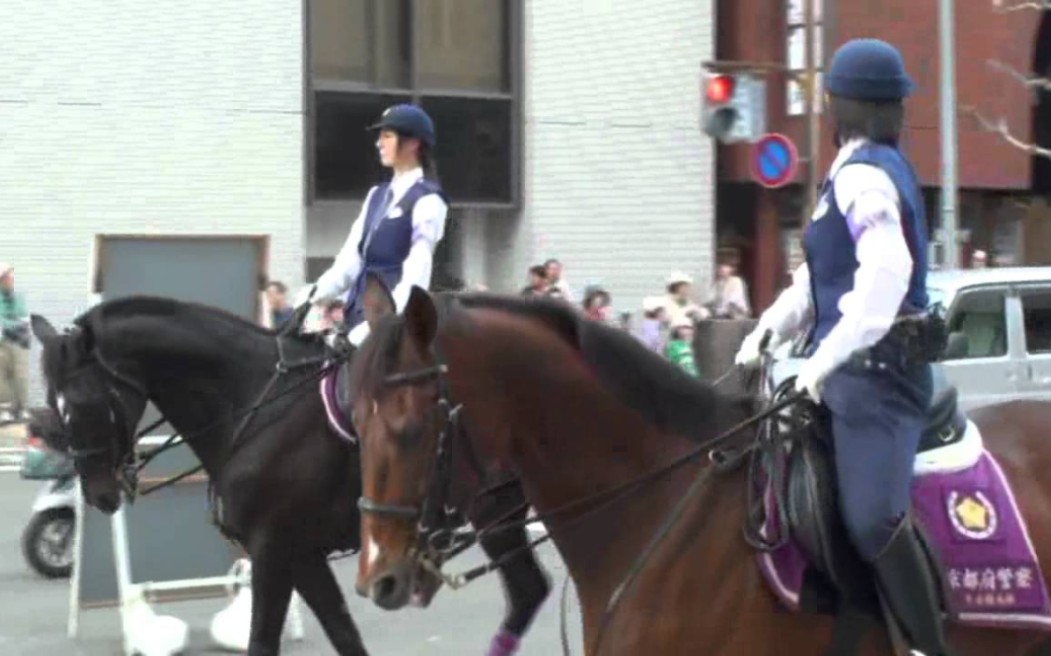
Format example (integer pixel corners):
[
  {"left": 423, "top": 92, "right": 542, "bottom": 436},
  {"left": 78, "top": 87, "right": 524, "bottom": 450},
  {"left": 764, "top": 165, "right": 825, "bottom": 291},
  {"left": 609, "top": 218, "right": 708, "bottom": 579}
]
[{"left": 871, "top": 518, "right": 951, "bottom": 656}]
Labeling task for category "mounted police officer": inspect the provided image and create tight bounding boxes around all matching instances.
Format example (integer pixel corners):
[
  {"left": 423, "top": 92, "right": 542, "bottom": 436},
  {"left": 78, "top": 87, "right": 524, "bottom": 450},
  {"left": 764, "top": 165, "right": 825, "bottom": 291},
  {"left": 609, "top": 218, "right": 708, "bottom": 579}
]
[
  {"left": 310, "top": 103, "right": 448, "bottom": 345},
  {"left": 735, "top": 39, "right": 949, "bottom": 655}
]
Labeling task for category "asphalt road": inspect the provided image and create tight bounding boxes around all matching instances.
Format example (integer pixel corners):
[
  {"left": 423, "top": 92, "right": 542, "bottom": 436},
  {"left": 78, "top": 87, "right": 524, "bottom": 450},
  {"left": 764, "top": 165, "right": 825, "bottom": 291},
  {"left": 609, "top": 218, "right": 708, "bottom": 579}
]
[{"left": 0, "top": 473, "right": 581, "bottom": 655}]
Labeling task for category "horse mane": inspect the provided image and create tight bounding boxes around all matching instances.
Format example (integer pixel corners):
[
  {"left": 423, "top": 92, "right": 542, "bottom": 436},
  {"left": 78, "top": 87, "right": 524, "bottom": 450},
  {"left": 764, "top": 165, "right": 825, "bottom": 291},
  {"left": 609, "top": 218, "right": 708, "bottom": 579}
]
[
  {"left": 448, "top": 292, "right": 581, "bottom": 345},
  {"left": 76, "top": 295, "right": 276, "bottom": 338},
  {"left": 445, "top": 292, "right": 750, "bottom": 440}
]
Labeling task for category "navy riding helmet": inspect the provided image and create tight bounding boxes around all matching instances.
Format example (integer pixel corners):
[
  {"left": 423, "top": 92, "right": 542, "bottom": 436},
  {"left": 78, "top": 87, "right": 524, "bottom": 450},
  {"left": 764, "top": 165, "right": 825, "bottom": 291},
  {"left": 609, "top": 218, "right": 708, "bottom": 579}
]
[
  {"left": 826, "top": 38, "right": 914, "bottom": 102},
  {"left": 368, "top": 103, "right": 436, "bottom": 147}
]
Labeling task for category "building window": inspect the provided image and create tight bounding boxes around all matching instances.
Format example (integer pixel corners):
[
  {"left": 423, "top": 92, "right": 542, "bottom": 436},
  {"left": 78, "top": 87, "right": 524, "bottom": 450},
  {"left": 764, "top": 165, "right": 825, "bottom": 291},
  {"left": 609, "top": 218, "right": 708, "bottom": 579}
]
[
  {"left": 314, "top": 91, "right": 412, "bottom": 198},
  {"left": 310, "top": 0, "right": 410, "bottom": 89},
  {"left": 308, "top": 0, "right": 518, "bottom": 206},
  {"left": 414, "top": 0, "right": 509, "bottom": 93},
  {"left": 306, "top": 257, "right": 336, "bottom": 283},
  {"left": 423, "top": 96, "right": 512, "bottom": 203}
]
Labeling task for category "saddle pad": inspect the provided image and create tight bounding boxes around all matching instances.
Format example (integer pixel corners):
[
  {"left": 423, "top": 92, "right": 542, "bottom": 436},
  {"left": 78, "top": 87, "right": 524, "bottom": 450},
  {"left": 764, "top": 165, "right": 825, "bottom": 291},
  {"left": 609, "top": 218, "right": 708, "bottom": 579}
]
[
  {"left": 914, "top": 412, "right": 982, "bottom": 475},
  {"left": 321, "top": 367, "right": 356, "bottom": 444},
  {"left": 757, "top": 424, "right": 1051, "bottom": 632}
]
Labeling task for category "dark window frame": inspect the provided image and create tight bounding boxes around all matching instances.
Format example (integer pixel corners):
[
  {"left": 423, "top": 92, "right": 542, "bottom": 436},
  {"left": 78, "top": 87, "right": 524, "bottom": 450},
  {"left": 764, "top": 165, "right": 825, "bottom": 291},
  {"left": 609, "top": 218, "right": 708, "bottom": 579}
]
[{"left": 305, "top": 0, "right": 522, "bottom": 210}]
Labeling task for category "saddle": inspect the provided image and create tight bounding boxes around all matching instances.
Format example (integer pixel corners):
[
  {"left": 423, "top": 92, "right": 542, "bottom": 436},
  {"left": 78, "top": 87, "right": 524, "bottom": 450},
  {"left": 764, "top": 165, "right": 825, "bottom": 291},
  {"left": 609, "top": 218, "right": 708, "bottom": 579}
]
[{"left": 775, "top": 378, "right": 964, "bottom": 614}]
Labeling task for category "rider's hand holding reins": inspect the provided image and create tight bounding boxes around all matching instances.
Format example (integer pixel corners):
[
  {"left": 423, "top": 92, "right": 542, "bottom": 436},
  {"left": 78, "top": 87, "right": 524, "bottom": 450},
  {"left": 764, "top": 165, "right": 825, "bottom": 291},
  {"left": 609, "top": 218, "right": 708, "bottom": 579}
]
[
  {"left": 734, "top": 327, "right": 777, "bottom": 368},
  {"left": 794, "top": 353, "right": 833, "bottom": 404}
]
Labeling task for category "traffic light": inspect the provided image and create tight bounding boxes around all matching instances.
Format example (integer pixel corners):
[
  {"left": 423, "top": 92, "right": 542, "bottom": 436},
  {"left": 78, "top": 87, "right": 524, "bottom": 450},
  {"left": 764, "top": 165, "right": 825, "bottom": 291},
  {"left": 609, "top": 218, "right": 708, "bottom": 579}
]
[{"left": 701, "top": 72, "right": 765, "bottom": 144}]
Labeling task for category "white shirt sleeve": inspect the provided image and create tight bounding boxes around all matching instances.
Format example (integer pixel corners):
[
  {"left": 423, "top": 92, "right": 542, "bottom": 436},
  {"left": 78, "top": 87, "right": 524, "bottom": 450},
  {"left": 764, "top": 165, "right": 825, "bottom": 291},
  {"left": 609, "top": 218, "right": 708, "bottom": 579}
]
[
  {"left": 807, "top": 164, "right": 913, "bottom": 373},
  {"left": 312, "top": 189, "right": 373, "bottom": 303},
  {"left": 757, "top": 262, "right": 814, "bottom": 343},
  {"left": 389, "top": 193, "right": 449, "bottom": 312}
]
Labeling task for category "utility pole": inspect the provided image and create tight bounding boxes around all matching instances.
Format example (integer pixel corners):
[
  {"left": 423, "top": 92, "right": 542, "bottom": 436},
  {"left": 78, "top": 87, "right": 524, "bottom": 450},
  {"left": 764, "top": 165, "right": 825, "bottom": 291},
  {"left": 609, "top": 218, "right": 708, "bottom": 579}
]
[
  {"left": 939, "top": 0, "right": 960, "bottom": 269},
  {"left": 804, "top": 0, "right": 821, "bottom": 220}
]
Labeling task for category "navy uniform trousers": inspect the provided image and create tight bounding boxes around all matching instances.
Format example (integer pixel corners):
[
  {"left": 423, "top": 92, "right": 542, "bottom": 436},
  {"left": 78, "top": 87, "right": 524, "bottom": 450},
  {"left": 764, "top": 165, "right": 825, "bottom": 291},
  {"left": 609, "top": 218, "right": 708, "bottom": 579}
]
[{"left": 820, "top": 345, "right": 933, "bottom": 562}]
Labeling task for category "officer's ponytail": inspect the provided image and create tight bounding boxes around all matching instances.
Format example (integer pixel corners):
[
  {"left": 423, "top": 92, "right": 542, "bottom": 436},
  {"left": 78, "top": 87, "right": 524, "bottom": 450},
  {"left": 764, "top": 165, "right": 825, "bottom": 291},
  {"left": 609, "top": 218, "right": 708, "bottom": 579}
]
[{"left": 418, "top": 142, "right": 440, "bottom": 183}]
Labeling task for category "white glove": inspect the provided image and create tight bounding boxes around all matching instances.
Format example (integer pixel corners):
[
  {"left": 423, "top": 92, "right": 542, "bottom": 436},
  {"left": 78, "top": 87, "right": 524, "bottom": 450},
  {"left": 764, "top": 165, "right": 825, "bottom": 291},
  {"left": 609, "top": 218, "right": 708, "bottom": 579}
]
[
  {"left": 734, "top": 328, "right": 780, "bottom": 368},
  {"left": 794, "top": 353, "right": 836, "bottom": 404},
  {"left": 348, "top": 321, "right": 371, "bottom": 347}
]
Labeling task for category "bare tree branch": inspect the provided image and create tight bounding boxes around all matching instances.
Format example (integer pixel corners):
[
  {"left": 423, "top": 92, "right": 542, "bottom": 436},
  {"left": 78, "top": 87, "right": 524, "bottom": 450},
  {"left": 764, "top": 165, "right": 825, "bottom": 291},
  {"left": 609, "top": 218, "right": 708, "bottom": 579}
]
[
  {"left": 961, "top": 105, "right": 1051, "bottom": 160},
  {"left": 987, "top": 60, "right": 1051, "bottom": 93},
  {"left": 992, "top": 0, "right": 1051, "bottom": 11}
]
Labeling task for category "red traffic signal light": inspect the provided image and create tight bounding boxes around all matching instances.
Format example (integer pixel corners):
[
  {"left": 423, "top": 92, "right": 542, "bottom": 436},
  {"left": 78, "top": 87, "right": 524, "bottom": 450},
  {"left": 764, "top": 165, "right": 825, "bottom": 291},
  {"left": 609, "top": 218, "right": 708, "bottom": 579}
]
[{"left": 706, "top": 75, "right": 735, "bottom": 104}]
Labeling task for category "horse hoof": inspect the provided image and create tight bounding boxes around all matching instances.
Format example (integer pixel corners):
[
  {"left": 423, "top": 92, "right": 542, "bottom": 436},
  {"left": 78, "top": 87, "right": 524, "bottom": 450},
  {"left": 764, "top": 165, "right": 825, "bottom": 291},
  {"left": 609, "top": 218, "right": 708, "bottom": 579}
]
[{"left": 485, "top": 629, "right": 521, "bottom": 656}]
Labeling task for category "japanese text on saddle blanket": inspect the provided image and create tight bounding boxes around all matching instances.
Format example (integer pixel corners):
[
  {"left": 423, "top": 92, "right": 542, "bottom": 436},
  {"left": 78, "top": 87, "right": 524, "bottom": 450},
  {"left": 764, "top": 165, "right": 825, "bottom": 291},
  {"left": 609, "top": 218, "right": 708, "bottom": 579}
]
[{"left": 760, "top": 419, "right": 1051, "bottom": 631}]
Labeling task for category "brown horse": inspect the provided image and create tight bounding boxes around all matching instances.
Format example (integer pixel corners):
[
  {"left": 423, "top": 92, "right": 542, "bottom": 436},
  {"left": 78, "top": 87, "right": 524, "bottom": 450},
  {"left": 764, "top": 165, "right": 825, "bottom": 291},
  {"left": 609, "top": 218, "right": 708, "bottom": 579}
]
[{"left": 347, "top": 276, "right": 1051, "bottom": 655}]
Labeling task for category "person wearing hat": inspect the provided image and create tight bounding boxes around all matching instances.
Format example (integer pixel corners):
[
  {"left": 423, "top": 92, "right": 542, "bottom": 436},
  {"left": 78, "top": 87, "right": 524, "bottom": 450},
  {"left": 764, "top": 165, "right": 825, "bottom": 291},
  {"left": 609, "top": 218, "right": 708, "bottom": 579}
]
[
  {"left": 734, "top": 39, "right": 947, "bottom": 654},
  {"left": 637, "top": 296, "right": 668, "bottom": 354},
  {"left": 0, "top": 263, "right": 30, "bottom": 423},
  {"left": 664, "top": 315, "right": 699, "bottom": 378},
  {"left": 310, "top": 103, "right": 448, "bottom": 345},
  {"left": 664, "top": 272, "right": 709, "bottom": 329}
]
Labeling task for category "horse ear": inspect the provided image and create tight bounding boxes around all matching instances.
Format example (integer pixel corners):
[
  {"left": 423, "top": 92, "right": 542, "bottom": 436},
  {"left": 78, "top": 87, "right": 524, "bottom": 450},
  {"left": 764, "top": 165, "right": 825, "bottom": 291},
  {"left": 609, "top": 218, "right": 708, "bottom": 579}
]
[
  {"left": 30, "top": 314, "right": 58, "bottom": 344},
  {"left": 362, "top": 272, "right": 396, "bottom": 329},
  {"left": 404, "top": 286, "right": 437, "bottom": 348}
]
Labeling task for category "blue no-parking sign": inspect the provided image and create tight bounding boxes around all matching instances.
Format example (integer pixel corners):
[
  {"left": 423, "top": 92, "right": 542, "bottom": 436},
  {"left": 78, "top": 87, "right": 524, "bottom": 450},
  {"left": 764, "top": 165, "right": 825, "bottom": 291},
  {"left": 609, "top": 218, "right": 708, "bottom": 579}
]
[{"left": 750, "top": 133, "right": 799, "bottom": 188}]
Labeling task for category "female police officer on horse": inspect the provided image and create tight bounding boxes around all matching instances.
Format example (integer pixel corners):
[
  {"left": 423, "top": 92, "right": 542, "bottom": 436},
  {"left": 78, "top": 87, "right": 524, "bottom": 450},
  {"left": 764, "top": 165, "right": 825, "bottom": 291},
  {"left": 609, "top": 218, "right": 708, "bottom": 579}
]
[
  {"left": 735, "top": 39, "right": 949, "bottom": 655},
  {"left": 310, "top": 103, "right": 448, "bottom": 344}
]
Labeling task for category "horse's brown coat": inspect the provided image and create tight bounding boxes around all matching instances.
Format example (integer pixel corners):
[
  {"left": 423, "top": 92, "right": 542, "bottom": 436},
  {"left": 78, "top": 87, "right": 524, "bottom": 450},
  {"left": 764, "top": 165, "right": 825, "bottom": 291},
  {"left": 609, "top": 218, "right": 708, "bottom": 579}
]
[{"left": 353, "top": 284, "right": 1051, "bottom": 655}]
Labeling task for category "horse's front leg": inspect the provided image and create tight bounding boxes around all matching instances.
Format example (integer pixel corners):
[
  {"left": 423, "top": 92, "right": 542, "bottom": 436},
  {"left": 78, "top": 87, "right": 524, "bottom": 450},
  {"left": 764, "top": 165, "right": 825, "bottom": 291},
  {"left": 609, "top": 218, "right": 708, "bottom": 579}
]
[
  {"left": 293, "top": 551, "right": 369, "bottom": 655},
  {"left": 474, "top": 484, "right": 552, "bottom": 656},
  {"left": 247, "top": 535, "right": 295, "bottom": 656}
]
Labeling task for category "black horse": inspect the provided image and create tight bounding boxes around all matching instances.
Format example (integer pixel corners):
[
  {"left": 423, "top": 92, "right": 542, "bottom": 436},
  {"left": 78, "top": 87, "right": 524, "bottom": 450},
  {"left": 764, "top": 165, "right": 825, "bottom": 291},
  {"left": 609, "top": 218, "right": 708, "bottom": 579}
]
[{"left": 30, "top": 296, "right": 550, "bottom": 656}]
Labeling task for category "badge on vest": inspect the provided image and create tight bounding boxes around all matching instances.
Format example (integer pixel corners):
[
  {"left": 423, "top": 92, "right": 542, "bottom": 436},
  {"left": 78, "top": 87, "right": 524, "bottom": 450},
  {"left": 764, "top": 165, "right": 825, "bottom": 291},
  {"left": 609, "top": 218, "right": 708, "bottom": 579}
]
[
  {"left": 947, "top": 490, "right": 998, "bottom": 540},
  {"left": 386, "top": 206, "right": 404, "bottom": 219}
]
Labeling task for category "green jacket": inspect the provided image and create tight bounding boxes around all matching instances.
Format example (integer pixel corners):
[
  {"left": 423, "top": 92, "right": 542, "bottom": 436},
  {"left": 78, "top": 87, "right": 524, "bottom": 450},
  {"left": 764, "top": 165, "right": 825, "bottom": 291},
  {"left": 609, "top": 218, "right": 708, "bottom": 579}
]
[
  {"left": 0, "top": 290, "right": 30, "bottom": 348},
  {"left": 665, "top": 339, "right": 699, "bottom": 378}
]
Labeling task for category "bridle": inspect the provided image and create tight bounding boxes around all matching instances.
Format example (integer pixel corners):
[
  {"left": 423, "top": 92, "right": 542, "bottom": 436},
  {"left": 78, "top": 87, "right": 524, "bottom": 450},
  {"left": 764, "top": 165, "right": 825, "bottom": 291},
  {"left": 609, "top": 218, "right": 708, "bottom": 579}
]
[
  {"left": 355, "top": 356, "right": 469, "bottom": 565},
  {"left": 57, "top": 346, "right": 148, "bottom": 495},
  {"left": 352, "top": 336, "right": 812, "bottom": 656},
  {"left": 54, "top": 325, "right": 345, "bottom": 503}
]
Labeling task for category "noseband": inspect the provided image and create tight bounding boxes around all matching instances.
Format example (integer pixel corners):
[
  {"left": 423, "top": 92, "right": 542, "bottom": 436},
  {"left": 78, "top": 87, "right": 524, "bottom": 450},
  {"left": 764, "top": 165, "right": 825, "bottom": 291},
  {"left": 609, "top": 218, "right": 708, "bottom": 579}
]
[
  {"left": 60, "top": 348, "right": 146, "bottom": 494},
  {"left": 356, "top": 358, "right": 464, "bottom": 555}
]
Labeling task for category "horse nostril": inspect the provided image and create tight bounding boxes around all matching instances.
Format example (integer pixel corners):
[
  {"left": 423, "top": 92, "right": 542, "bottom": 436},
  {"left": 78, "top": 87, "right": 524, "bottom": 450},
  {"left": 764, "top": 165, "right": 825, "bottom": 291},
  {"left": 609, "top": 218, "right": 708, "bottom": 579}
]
[
  {"left": 374, "top": 575, "right": 396, "bottom": 600},
  {"left": 370, "top": 573, "right": 407, "bottom": 611}
]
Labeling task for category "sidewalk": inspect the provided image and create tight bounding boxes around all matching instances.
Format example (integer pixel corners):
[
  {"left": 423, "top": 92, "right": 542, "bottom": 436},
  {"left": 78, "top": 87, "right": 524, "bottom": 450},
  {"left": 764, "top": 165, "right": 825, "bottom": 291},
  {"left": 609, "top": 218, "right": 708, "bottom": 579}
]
[
  {"left": 0, "top": 422, "right": 26, "bottom": 472},
  {"left": 0, "top": 422, "right": 26, "bottom": 447}
]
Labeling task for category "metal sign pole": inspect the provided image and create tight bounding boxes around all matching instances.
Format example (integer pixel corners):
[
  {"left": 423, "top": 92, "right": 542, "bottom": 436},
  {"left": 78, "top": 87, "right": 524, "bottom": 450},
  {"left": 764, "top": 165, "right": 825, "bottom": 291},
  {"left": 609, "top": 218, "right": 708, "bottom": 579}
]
[
  {"left": 939, "top": 0, "right": 960, "bottom": 269},
  {"left": 804, "top": 0, "right": 820, "bottom": 221}
]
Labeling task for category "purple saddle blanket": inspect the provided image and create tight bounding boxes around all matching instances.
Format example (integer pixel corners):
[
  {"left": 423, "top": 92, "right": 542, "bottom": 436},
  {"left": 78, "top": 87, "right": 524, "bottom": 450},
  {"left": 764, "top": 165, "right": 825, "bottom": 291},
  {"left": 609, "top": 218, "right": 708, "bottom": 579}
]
[
  {"left": 757, "top": 422, "right": 1051, "bottom": 632},
  {"left": 321, "top": 367, "right": 356, "bottom": 443}
]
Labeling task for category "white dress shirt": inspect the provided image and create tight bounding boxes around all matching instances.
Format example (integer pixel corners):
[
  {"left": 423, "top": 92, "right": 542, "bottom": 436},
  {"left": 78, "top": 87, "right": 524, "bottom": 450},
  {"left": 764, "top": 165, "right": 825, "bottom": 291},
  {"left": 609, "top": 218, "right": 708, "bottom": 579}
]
[
  {"left": 313, "top": 167, "right": 448, "bottom": 342},
  {"left": 758, "top": 138, "right": 914, "bottom": 374}
]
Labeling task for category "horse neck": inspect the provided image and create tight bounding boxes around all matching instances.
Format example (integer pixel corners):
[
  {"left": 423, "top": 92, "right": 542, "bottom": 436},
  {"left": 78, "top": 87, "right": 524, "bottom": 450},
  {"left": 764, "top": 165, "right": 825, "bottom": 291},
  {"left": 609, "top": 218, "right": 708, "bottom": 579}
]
[
  {"left": 98, "top": 308, "right": 287, "bottom": 473},
  {"left": 443, "top": 311, "right": 747, "bottom": 622}
]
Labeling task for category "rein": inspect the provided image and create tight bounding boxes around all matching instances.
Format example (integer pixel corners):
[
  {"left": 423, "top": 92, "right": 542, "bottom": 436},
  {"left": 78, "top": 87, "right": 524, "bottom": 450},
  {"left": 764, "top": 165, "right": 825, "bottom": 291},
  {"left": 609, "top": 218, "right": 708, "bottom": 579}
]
[
  {"left": 144, "top": 347, "right": 339, "bottom": 498},
  {"left": 75, "top": 327, "right": 347, "bottom": 502},
  {"left": 366, "top": 355, "right": 805, "bottom": 594},
  {"left": 361, "top": 343, "right": 808, "bottom": 655}
]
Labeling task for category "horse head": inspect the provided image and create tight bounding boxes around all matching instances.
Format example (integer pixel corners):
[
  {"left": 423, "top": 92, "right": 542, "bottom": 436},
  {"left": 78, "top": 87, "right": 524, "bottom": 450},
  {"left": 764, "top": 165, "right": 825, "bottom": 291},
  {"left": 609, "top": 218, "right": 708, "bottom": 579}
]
[
  {"left": 30, "top": 313, "right": 148, "bottom": 514},
  {"left": 348, "top": 273, "right": 450, "bottom": 611}
]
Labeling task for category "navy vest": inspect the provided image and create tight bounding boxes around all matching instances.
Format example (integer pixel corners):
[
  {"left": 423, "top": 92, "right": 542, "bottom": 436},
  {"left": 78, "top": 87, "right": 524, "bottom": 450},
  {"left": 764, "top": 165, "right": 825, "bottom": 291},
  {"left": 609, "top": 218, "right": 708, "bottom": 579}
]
[
  {"left": 804, "top": 143, "right": 928, "bottom": 347},
  {"left": 344, "top": 178, "right": 445, "bottom": 326}
]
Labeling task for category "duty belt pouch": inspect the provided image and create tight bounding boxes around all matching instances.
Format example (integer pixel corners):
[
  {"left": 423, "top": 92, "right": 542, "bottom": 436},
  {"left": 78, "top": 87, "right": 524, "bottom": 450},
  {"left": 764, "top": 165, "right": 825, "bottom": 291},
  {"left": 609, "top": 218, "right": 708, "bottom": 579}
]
[{"left": 860, "top": 313, "right": 947, "bottom": 368}]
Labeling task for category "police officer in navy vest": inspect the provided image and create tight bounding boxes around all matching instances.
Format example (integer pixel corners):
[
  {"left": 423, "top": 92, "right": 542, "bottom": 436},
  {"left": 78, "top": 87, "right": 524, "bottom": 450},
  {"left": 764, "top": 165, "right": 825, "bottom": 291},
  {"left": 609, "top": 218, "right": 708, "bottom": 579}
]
[
  {"left": 735, "top": 39, "right": 949, "bottom": 654},
  {"left": 311, "top": 104, "right": 448, "bottom": 345}
]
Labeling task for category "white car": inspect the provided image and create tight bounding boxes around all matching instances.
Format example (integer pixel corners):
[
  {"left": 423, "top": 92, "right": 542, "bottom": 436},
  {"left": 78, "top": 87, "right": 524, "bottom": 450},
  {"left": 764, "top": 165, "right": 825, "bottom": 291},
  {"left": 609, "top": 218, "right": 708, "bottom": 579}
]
[{"left": 770, "top": 267, "right": 1051, "bottom": 412}]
